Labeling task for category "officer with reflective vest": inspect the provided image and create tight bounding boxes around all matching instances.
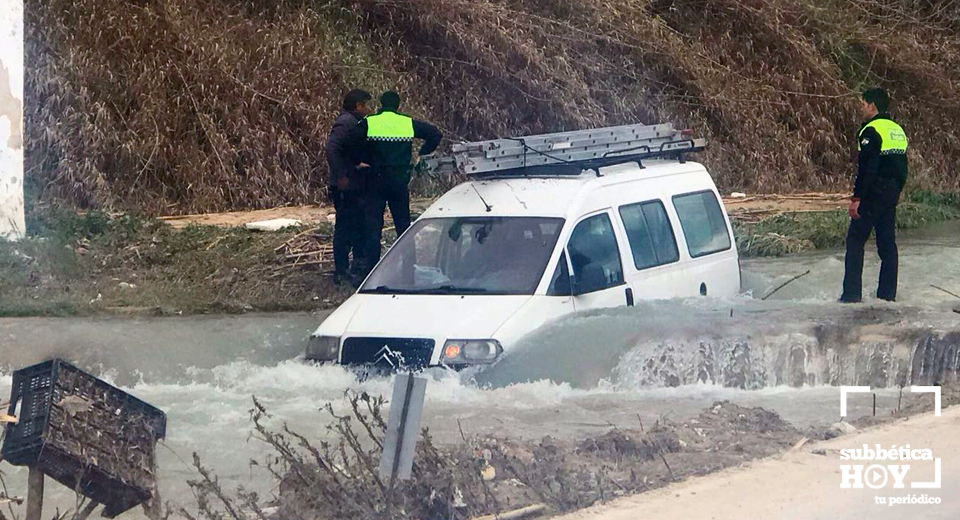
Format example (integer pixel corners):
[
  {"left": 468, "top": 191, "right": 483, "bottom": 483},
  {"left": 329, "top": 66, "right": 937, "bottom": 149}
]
[
  {"left": 840, "top": 88, "right": 909, "bottom": 303},
  {"left": 351, "top": 91, "right": 442, "bottom": 270}
]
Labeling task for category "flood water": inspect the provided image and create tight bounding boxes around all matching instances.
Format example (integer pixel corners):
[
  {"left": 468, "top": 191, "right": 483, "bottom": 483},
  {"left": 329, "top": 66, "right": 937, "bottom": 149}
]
[{"left": 1, "top": 221, "right": 958, "bottom": 515}]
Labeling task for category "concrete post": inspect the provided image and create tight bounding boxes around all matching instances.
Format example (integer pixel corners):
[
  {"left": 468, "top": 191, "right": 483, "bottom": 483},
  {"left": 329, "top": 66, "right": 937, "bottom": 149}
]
[{"left": 0, "top": 0, "right": 26, "bottom": 240}]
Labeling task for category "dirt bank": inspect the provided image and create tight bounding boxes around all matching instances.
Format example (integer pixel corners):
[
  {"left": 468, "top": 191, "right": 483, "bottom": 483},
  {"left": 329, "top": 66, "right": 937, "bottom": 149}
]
[
  {"left": 154, "top": 191, "right": 960, "bottom": 258},
  {"left": 461, "top": 384, "right": 959, "bottom": 518},
  {"left": 155, "top": 194, "right": 846, "bottom": 229},
  {"left": 184, "top": 383, "right": 960, "bottom": 520},
  {"left": 556, "top": 394, "right": 960, "bottom": 520}
]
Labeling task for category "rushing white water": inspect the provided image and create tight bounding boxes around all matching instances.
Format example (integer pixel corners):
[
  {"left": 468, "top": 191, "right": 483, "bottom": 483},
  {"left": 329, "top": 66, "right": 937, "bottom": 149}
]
[
  {"left": 0, "top": 362, "right": 907, "bottom": 518},
  {"left": 0, "top": 221, "right": 958, "bottom": 516},
  {"left": 479, "top": 297, "right": 959, "bottom": 390}
]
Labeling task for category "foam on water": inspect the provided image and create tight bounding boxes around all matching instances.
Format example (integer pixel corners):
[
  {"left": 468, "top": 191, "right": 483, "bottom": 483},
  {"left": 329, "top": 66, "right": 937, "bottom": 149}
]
[{"left": 0, "top": 351, "right": 924, "bottom": 518}]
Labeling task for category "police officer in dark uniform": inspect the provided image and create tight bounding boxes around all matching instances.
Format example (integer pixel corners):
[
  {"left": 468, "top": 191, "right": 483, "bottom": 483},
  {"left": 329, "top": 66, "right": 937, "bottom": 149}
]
[
  {"left": 351, "top": 91, "right": 442, "bottom": 270},
  {"left": 840, "top": 88, "right": 909, "bottom": 303},
  {"left": 326, "top": 89, "right": 373, "bottom": 285}
]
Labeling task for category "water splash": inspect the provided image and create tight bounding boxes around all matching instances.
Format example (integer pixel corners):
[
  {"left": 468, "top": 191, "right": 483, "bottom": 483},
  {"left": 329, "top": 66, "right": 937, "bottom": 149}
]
[{"left": 479, "top": 299, "right": 960, "bottom": 390}]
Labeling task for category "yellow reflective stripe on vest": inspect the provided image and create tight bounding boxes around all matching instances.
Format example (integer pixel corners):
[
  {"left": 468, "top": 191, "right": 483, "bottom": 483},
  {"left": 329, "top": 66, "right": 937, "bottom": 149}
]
[
  {"left": 366, "top": 112, "right": 414, "bottom": 141},
  {"left": 859, "top": 119, "right": 908, "bottom": 154}
]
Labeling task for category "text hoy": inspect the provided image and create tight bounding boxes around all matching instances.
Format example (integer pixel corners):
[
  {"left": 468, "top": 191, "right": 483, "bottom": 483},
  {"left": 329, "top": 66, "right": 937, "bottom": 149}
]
[{"left": 840, "top": 460, "right": 941, "bottom": 489}]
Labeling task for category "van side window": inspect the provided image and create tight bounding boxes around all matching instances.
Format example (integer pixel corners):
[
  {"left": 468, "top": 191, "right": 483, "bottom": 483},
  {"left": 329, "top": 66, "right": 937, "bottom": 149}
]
[
  {"left": 567, "top": 213, "right": 624, "bottom": 294},
  {"left": 672, "top": 191, "right": 732, "bottom": 257},
  {"left": 547, "top": 252, "right": 571, "bottom": 296},
  {"left": 619, "top": 201, "right": 679, "bottom": 270}
]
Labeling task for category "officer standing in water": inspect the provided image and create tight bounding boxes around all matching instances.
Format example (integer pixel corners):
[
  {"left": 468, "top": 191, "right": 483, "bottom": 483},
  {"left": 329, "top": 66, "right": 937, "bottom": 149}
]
[{"left": 840, "top": 88, "right": 909, "bottom": 303}]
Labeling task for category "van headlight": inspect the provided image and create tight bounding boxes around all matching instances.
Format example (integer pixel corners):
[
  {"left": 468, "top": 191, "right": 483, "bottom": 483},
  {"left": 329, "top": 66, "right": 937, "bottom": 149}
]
[
  {"left": 306, "top": 335, "right": 340, "bottom": 362},
  {"left": 442, "top": 340, "right": 503, "bottom": 365}
]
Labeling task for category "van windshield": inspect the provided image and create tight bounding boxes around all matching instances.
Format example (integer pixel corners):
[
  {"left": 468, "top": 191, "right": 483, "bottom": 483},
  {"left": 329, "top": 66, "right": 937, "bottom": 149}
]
[{"left": 361, "top": 217, "right": 565, "bottom": 295}]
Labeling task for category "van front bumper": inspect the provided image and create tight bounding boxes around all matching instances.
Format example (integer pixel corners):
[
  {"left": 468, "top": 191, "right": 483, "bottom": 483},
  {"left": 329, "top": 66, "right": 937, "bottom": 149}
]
[{"left": 307, "top": 336, "right": 504, "bottom": 372}]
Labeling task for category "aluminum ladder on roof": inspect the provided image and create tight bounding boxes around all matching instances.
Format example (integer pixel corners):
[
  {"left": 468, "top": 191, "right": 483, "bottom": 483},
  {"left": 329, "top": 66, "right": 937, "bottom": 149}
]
[{"left": 423, "top": 123, "right": 707, "bottom": 178}]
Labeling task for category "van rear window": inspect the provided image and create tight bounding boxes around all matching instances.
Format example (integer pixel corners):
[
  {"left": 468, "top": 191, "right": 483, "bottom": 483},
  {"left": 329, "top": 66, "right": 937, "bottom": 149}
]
[
  {"left": 672, "top": 191, "right": 731, "bottom": 258},
  {"left": 619, "top": 200, "right": 679, "bottom": 270}
]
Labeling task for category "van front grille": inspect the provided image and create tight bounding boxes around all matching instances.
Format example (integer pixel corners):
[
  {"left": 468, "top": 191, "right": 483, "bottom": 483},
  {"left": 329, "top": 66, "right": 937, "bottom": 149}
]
[{"left": 341, "top": 338, "right": 435, "bottom": 370}]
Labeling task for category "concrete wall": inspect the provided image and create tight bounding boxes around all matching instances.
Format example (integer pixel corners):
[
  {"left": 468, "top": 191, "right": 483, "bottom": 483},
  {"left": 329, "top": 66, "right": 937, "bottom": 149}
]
[{"left": 0, "top": 0, "right": 25, "bottom": 240}]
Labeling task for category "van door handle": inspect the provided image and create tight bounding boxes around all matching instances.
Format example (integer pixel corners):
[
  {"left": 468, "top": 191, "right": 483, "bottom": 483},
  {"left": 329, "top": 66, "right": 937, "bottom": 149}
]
[{"left": 625, "top": 287, "right": 635, "bottom": 307}]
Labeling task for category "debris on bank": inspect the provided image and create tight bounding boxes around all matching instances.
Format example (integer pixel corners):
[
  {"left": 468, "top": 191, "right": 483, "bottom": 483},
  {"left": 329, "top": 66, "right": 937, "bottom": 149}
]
[
  {"left": 226, "top": 396, "right": 805, "bottom": 520},
  {"left": 274, "top": 227, "right": 333, "bottom": 270},
  {"left": 253, "top": 387, "right": 958, "bottom": 520},
  {"left": 722, "top": 192, "right": 849, "bottom": 223},
  {"left": 244, "top": 218, "right": 303, "bottom": 232}
]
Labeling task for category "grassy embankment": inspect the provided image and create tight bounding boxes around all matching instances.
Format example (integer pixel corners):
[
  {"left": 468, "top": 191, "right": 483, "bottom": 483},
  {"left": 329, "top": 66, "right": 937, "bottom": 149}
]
[
  {"left": 734, "top": 190, "right": 960, "bottom": 256},
  {"left": 0, "top": 210, "right": 351, "bottom": 317},
  {"left": 11, "top": 0, "right": 960, "bottom": 316},
  {"left": 2, "top": 191, "right": 956, "bottom": 318}
]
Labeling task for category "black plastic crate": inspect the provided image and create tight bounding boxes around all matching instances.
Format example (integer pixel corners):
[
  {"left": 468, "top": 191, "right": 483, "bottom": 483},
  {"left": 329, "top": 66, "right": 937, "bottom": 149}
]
[{"left": 2, "top": 359, "right": 167, "bottom": 517}]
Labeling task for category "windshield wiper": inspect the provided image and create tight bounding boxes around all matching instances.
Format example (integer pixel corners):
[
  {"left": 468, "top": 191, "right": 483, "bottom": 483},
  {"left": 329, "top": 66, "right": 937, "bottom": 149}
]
[
  {"left": 423, "top": 285, "right": 490, "bottom": 294},
  {"left": 361, "top": 284, "right": 491, "bottom": 295},
  {"left": 360, "top": 285, "right": 419, "bottom": 294}
]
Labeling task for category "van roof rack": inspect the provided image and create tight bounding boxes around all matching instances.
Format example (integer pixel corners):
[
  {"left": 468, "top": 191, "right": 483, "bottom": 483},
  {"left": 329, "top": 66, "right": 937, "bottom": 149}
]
[{"left": 424, "top": 123, "right": 707, "bottom": 178}]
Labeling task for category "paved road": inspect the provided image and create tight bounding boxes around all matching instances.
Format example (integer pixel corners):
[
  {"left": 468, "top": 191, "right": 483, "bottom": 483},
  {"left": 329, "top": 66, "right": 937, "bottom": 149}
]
[{"left": 559, "top": 407, "right": 959, "bottom": 520}]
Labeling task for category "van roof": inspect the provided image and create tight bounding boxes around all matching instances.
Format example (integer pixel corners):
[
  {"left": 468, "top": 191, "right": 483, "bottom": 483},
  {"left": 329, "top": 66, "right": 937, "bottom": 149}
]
[{"left": 421, "top": 160, "right": 708, "bottom": 219}]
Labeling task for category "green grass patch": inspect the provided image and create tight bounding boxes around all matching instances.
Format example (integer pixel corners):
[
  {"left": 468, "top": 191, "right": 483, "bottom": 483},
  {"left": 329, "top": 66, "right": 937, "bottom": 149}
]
[
  {"left": 735, "top": 191, "right": 960, "bottom": 257},
  {"left": 1, "top": 209, "right": 346, "bottom": 318}
]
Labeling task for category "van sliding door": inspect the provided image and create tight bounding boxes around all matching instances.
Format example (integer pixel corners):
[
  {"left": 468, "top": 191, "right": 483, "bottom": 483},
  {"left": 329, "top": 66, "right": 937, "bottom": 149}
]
[
  {"left": 617, "top": 200, "right": 685, "bottom": 300},
  {"left": 672, "top": 190, "right": 740, "bottom": 298}
]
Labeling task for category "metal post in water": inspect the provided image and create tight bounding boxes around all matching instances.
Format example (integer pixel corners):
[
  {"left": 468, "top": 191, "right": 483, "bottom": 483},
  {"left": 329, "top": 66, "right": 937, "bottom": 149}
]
[
  {"left": 26, "top": 466, "right": 43, "bottom": 520},
  {"left": 380, "top": 372, "right": 428, "bottom": 516},
  {"left": 391, "top": 374, "right": 415, "bottom": 487}
]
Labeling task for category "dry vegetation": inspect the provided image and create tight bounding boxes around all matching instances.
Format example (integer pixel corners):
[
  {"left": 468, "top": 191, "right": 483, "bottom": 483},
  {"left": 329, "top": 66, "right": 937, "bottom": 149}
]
[
  {"left": 178, "top": 385, "right": 960, "bottom": 520},
  {"left": 24, "top": 0, "right": 960, "bottom": 215},
  {"left": 180, "top": 394, "right": 806, "bottom": 520}
]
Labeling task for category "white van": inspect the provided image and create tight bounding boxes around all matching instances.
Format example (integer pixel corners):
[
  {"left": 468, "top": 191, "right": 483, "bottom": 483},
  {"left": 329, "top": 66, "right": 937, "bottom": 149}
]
[{"left": 306, "top": 124, "right": 740, "bottom": 369}]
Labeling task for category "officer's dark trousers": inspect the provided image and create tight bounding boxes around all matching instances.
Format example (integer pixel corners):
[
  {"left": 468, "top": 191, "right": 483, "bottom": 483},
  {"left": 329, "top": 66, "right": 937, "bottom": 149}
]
[
  {"left": 842, "top": 202, "right": 898, "bottom": 301},
  {"left": 365, "top": 178, "right": 411, "bottom": 267},
  {"left": 331, "top": 189, "right": 367, "bottom": 277}
]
